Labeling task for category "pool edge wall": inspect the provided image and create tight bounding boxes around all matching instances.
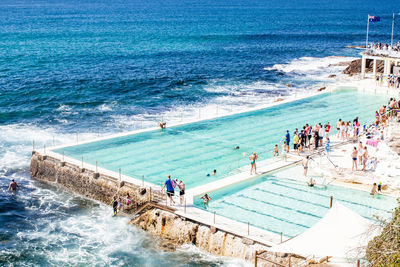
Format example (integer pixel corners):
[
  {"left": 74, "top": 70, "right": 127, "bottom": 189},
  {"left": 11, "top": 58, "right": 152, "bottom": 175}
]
[
  {"left": 30, "top": 151, "right": 299, "bottom": 265},
  {"left": 30, "top": 151, "right": 151, "bottom": 209}
]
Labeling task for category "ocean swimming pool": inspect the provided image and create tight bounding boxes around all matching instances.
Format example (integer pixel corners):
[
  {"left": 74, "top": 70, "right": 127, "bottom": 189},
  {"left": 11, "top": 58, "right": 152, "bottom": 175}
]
[
  {"left": 53, "top": 89, "right": 389, "bottom": 188},
  {"left": 193, "top": 166, "right": 398, "bottom": 238}
]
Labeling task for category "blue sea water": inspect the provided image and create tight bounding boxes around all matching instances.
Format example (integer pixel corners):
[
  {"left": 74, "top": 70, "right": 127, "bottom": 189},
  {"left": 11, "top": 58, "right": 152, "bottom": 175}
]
[{"left": 0, "top": 0, "right": 398, "bottom": 265}]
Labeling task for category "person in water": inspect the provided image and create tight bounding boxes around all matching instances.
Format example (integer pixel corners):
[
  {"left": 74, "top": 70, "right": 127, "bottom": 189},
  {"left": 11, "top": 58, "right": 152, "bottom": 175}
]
[
  {"left": 308, "top": 177, "right": 316, "bottom": 187},
  {"left": 207, "top": 169, "right": 217, "bottom": 176},
  {"left": 200, "top": 193, "right": 211, "bottom": 209},
  {"left": 234, "top": 146, "right": 240, "bottom": 150},
  {"left": 249, "top": 152, "right": 258, "bottom": 175},
  {"left": 8, "top": 179, "right": 19, "bottom": 191},
  {"left": 158, "top": 121, "right": 166, "bottom": 129}
]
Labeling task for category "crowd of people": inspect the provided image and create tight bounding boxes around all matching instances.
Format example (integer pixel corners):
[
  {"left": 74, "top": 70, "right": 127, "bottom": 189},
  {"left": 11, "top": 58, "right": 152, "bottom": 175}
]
[
  {"left": 367, "top": 42, "right": 400, "bottom": 57},
  {"left": 111, "top": 192, "right": 132, "bottom": 216},
  {"left": 368, "top": 42, "right": 400, "bottom": 53}
]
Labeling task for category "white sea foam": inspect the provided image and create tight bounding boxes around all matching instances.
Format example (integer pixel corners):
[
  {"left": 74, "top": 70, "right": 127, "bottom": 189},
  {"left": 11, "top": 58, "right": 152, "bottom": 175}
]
[
  {"left": 56, "top": 104, "right": 72, "bottom": 111},
  {"left": 265, "top": 56, "right": 358, "bottom": 77},
  {"left": 97, "top": 103, "right": 112, "bottom": 111}
]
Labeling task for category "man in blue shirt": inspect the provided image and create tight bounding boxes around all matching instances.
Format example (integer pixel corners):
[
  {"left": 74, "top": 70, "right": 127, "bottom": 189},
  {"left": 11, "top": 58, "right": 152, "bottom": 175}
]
[
  {"left": 162, "top": 175, "right": 175, "bottom": 205},
  {"left": 285, "top": 130, "right": 290, "bottom": 152}
]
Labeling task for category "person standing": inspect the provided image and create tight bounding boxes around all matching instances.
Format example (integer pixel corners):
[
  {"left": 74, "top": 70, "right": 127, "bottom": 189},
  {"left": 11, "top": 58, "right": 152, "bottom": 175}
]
[
  {"left": 351, "top": 147, "right": 358, "bottom": 171},
  {"left": 293, "top": 132, "right": 299, "bottom": 152},
  {"left": 178, "top": 180, "right": 185, "bottom": 205},
  {"left": 318, "top": 123, "right": 324, "bottom": 147},
  {"left": 325, "top": 138, "right": 330, "bottom": 158},
  {"left": 362, "top": 146, "right": 368, "bottom": 171},
  {"left": 324, "top": 122, "right": 331, "bottom": 139},
  {"left": 249, "top": 152, "right": 258, "bottom": 175},
  {"left": 303, "top": 156, "right": 310, "bottom": 176},
  {"left": 162, "top": 175, "right": 176, "bottom": 206},
  {"left": 282, "top": 142, "right": 288, "bottom": 162},
  {"left": 284, "top": 130, "right": 290, "bottom": 152},
  {"left": 112, "top": 196, "right": 118, "bottom": 216},
  {"left": 336, "top": 119, "right": 342, "bottom": 138}
]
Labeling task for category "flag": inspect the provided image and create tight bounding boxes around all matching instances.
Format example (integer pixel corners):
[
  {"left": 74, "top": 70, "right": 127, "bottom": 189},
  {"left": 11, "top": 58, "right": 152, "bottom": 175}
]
[{"left": 369, "top": 15, "right": 380, "bottom": 22}]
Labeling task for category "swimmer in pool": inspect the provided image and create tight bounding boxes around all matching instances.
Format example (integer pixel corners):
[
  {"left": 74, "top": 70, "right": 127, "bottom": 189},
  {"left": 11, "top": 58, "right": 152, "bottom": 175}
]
[
  {"left": 234, "top": 146, "right": 240, "bottom": 150},
  {"left": 200, "top": 193, "right": 211, "bottom": 208},
  {"left": 207, "top": 170, "right": 217, "bottom": 176}
]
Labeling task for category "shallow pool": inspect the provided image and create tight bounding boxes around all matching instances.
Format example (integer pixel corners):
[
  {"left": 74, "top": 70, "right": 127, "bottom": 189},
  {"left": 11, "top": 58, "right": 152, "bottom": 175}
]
[
  {"left": 194, "top": 167, "right": 398, "bottom": 238},
  {"left": 54, "top": 89, "right": 390, "bottom": 188}
]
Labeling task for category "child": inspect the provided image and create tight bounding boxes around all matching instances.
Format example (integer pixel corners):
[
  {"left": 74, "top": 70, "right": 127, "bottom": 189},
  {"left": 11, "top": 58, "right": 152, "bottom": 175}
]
[{"left": 273, "top": 144, "right": 279, "bottom": 157}]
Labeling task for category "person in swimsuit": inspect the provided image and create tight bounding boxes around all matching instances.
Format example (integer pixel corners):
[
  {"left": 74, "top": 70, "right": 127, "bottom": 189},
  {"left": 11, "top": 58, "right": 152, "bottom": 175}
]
[
  {"left": 362, "top": 146, "right": 368, "bottom": 171},
  {"left": 178, "top": 180, "right": 185, "bottom": 205},
  {"left": 303, "top": 156, "right": 310, "bottom": 176},
  {"left": 273, "top": 144, "right": 279, "bottom": 157},
  {"left": 207, "top": 169, "right": 217, "bottom": 176},
  {"left": 336, "top": 119, "right": 342, "bottom": 138},
  {"left": 308, "top": 177, "right": 315, "bottom": 187},
  {"left": 200, "top": 193, "right": 211, "bottom": 209},
  {"left": 357, "top": 142, "right": 363, "bottom": 165},
  {"left": 249, "top": 152, "right": 258, "bottom": 175},
  {"left": 158, "top": 121, "right": 166, "bottom": 129},
  {"left": 8, "top": 179, "right": 19, "bottom": 191},
  {"left": 351, "top": 147, "right": 358, "bottom": 171},
  {"left": 370, "top": 183, "right": 377, "bottom": 195},
  {"left": 282, "top": 142, "right": 287, "bottom": 162}
]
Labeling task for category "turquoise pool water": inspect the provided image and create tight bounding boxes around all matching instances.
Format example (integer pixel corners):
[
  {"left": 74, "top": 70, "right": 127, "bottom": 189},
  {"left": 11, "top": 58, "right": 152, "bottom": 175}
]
[
  {"left": 194, "top": 167, "right": 398, "bottom": 238},
  {"left": 54, "top": 89, "right": 389, "bottom": 188}
]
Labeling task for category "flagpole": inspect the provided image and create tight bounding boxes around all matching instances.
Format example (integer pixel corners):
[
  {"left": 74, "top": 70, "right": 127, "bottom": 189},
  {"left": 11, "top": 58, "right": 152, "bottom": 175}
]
[
  {"left": 366, "top": 14, "right": 370, "bottom": 51},
  {"left": 391, "top": 13, "right": 395, "bottom": 47}
]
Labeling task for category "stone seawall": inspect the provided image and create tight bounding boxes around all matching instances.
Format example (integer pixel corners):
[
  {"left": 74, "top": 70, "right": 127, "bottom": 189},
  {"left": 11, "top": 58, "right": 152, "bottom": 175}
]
[
  {"left": 30, "top": 151, "right": 151, "bottom": 209},
  {"left": 30, "top": 151, "right": 295, "bottom": 266},
  {"left": 131, "top": 209, "right": 299, "bottom": 266}
]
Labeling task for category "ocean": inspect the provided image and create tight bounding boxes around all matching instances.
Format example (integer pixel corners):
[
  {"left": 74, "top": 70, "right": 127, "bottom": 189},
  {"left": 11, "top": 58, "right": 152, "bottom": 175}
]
[{"left": 0, "top": 0, "right": 398, "bottom": 265}]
